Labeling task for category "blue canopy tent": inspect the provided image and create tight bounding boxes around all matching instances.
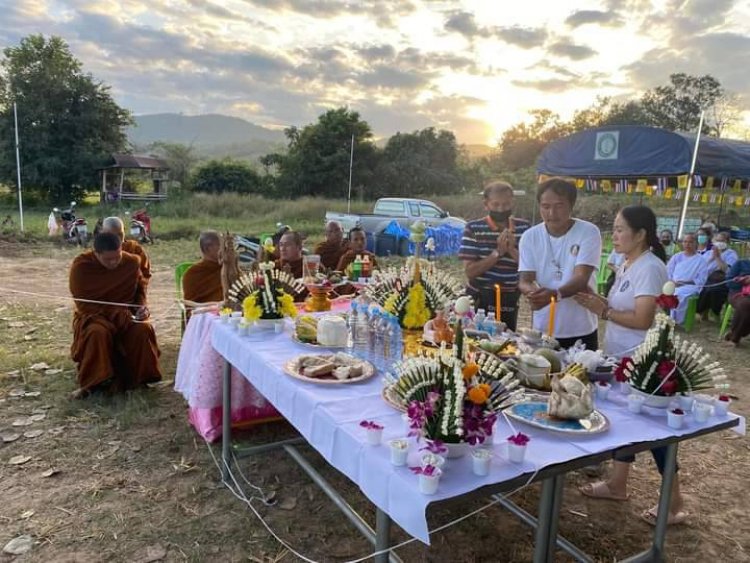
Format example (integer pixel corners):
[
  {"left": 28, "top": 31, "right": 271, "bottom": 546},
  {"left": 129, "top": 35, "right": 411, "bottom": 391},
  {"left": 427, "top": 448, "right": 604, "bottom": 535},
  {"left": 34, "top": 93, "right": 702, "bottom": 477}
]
[
  {"left": 537, "top": 126, "right": 750, "bottom": 178},
  {"left": 536, "top": 125, "right": 750, "bottom": 236}
]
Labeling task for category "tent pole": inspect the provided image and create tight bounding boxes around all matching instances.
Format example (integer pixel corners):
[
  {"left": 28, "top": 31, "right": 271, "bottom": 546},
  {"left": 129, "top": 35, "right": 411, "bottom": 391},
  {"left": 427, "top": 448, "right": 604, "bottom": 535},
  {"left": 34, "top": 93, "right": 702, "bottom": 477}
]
[
  {"left": 347, "top": 133, "right": 354, "bottom": 214},
  {"left": 677, "top": 110, "right": 705, "bottom": 240},
  {"left": 717, "top": 185, "right": 726, "bottom": 228},
  {"left": 13, "top": 102, "right": 24, "bottom": 232}
]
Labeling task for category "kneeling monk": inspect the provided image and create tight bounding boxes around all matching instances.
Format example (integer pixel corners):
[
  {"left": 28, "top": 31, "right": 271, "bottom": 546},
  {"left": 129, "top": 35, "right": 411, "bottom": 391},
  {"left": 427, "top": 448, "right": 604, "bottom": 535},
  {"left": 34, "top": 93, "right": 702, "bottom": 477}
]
[
  {"left": 69, "top": 232, "right": 162, "bottom": 397},
  {"left": 182, "top": 230, "right": 223, "bottom": 305}
]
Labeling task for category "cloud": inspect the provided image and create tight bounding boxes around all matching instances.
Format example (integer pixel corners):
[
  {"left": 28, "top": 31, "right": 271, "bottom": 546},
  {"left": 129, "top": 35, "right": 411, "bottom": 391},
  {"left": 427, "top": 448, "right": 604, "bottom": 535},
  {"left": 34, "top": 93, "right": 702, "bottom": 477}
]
[
  {"left": 548, "top": 39, "right": 597, "bottom": 60},
  {"left": 512, "top": 78, "right": 571, "bottom": 93},
  {"left": 494, "top": 27, "right": 548, "bottom": 49},
  {"left": 444, "top": 11, "right": 480, "bottom": 38},
  {"left": 565, "top": 10, "right": 624, "bottom": 28},
  {"left": 239, "top": 0, "right": 417, "bottom": 27}
]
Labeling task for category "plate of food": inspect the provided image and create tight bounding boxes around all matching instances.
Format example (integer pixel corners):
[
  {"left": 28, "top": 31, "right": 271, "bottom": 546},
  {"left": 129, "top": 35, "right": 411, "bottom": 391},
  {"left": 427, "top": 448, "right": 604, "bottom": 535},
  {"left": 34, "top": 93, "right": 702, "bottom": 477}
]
[
  {"left": 283, "top": 353, "right": 374, "bottom": 384},
  {"left": 505, "top": 401, "right": 609, "bottom": 434},
  {"left": 382, "top": 385, "right": 407, "bottom": 412}
]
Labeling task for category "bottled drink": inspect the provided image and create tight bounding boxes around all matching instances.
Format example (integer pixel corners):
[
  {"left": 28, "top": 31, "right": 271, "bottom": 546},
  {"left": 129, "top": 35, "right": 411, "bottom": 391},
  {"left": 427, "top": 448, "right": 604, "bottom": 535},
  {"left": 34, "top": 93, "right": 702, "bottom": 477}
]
[
  {"left": 352, "top": 255, "right": 363, "bottom": 280},
  {"left": 354, "top": 303, "right": 370, "bottom": 359},
  {"left": 361, "top": 255, "right": 372, "bottom": 278},
  {"left": 388, "top": 315, "right": 403, "bottom": 366},
  {"left": 474, "top": 308, "right": 486, "bottom": 331},
  {"left": 347, "top": 303, "right": 358, "bottom": 352},
  {"left": 368, "top": 309, "right": 381, "bottom": 365}
]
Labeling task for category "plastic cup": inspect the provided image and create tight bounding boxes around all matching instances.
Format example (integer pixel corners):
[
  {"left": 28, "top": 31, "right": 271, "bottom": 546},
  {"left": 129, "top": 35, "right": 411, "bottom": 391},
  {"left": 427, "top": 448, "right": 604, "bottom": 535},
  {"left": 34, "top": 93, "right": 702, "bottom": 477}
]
[
  {"left": 389, "top": 439, "right": 408, "bottom": 466},
  {"left": 678, "top": 394, "right": 695, "bottom": 412},
  {"left": 667, "top": 410, "right": 685, "bottom": 430},
  {"left": 418, "top": 472, "right": 441, "bottom": 495},
  {"left": 714, "top": 397, "right": 731, "bottom": 416},
  {"left": 365, "top": 427, "right": 382, "bottom": 446},
  {"left": 628, "top": 394, "right": 645, "bottom": 414},
  {"left": 508, "top": 443, "right": 527, "bottom": 463},
  {"left": 471, "top": 449, "right": 492, "bottom": 476},
  {"left": 694, "top": 403, "right": 711, "bottom": 423},
  {"left": 595, "top": 383, "right": 611, "bottom": 401}
]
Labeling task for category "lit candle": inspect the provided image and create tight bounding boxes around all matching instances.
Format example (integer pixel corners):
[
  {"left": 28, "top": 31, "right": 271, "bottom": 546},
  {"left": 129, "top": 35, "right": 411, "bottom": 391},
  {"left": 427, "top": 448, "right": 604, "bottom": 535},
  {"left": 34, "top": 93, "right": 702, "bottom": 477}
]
[
  {"left": 547, "top": 295, "right": 556, "bottom": 337},
  {"left": 495, "top": 284, "right": 501, "bottom": 321}
]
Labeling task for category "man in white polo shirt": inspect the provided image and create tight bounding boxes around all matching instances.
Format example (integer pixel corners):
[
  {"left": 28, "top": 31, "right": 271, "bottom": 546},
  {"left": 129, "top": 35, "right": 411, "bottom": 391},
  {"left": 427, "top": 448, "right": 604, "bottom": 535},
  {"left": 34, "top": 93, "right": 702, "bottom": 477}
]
[{"left": 518, "top": 178, "right": 602, "bottom": 350}]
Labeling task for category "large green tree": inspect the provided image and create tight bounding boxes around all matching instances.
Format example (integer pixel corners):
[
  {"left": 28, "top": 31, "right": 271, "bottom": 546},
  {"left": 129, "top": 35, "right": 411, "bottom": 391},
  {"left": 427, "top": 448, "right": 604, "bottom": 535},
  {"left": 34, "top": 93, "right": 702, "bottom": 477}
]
[
  {"left": 191, "top": 158, "right": 264, "bottom": 194},
  {"left": 0, "top": 35, "right": 132, "bottom": 201},
  {"left": 264, "top": 108, "right": 378, "bottom": 198},
  {"left": 640, "top": 73, "right": 723, "bottom": 135},
  {"left": 377, "top": 128, "right": 462, "bottom": 196},
  {"left": 150, "top": 142, "right": 199, "bottom": 191}
]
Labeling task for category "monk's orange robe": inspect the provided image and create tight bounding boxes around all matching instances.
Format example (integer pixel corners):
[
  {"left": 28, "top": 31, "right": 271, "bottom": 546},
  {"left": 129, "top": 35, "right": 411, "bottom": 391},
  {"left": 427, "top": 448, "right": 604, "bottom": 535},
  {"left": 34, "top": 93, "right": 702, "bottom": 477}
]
[
  {"left": 69, "top": 251, "right": 162, "bottom": 393},
  {"left": 182, "top": 259, "right": 223, "bottom": 304},
  {"left": 314, "top": 240, "right": 348, "bottom": 271},
  {"left": 336, "top": 250, "right": 378, "bottom": 273},
  {"left": 122, "top": 239, "right": 152, "bottom": 288}
]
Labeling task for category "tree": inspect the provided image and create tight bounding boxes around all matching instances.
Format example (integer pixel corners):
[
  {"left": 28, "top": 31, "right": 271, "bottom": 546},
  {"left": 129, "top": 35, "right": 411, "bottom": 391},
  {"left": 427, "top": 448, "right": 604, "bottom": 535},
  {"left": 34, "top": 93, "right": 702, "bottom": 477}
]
[
  {"left": 191, "top": 158, "right": 264, "bottom": 194},
  {"left": 377, "top": 128, "right": 462, "bottom": 196},
  {"left": 150, "top": 142, "right": 199, "bottom": 191},
  {"left": 495, "top": 109, "right": 570, "bottom": 171},
  {"left": 264, "top": 108, "right": 378, "bottom": 198},
  {"left": 640, "top": 73, "right": 724, "bottom": 134},
  {"left": 0, "top": 35, "right": 132, "bottom": 201}
]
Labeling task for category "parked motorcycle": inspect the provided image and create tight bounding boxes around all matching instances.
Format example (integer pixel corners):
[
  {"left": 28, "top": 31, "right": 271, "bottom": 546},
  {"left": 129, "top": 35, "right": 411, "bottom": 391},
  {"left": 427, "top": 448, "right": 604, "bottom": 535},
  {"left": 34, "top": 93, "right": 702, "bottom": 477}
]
[
  {"left": 126, "top": 208, "right": 152, "bottom": 243},
  {"left": 53, "top": 202, "right": 88, "bottom": 246}
]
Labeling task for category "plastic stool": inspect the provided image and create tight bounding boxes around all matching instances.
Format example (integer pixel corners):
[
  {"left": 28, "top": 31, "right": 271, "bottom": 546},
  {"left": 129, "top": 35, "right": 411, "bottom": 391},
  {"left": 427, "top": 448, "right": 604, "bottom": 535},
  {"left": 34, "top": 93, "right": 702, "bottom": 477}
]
[
  {"left": 719, "top": 304, "right": 734, "bottom": 338},
  {"left": 683, "top": 295, "right": 699, "bottom": 332}
]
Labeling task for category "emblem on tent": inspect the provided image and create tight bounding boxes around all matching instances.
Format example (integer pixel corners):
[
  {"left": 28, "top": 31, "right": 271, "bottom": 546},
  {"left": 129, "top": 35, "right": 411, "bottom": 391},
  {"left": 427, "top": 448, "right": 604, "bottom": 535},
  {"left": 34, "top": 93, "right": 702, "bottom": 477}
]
[{"left": 595, "top": 131, "right": 619, "bottom": 160}]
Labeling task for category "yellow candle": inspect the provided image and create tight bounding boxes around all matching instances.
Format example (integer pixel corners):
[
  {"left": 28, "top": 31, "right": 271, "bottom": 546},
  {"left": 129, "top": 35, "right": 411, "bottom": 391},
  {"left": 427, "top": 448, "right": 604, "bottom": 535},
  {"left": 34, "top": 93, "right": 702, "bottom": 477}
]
[
  {"left": 495, "top": 284, "right": 501, "bottom": 321},
  {"left": 548, "top": 296, "right": 556, "bottom": 336}
]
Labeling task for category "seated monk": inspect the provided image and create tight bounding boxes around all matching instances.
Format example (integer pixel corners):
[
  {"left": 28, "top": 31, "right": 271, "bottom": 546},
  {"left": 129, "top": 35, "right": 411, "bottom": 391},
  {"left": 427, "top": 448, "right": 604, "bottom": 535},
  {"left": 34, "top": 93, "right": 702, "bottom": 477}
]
[
  {"left": 182, "top": 231, "right": 223, "bottom": 308},
  {"left": 275, "top": 231, "right": 307, "bottom": 302},
  {"left": 337, "top": 227, "right": 378, "bottom": 273},
  {"left": 101, "top": 216, "right": 152, "bottom": 289},
  {"left": 69, "top": 232, "right": 162, "bottom": 398},
  {"left": 314, "top": 220, "right": 348, "bottom": 270}
]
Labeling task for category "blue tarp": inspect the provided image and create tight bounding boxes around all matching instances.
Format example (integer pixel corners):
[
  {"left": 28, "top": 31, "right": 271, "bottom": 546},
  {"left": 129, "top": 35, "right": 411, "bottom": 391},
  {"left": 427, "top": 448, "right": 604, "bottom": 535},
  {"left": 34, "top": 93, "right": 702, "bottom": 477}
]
[
  {"left": 381, "top": 220, "right": 463, "bottom": 257},
  {"left": 537, "top": 126, "right": 750, "bottom": 179}
]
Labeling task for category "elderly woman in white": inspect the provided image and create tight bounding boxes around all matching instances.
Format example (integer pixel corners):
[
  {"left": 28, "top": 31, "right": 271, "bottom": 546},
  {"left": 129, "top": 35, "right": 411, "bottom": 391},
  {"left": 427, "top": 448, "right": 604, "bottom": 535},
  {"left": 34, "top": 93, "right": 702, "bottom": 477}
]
[{"left": 666, "top": 233, "right": 709, "bottom": 324}]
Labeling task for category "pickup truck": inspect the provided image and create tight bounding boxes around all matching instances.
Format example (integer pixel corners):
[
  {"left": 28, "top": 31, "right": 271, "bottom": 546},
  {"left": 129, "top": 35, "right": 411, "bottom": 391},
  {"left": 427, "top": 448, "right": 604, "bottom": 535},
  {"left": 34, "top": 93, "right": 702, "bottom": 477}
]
[{"left": 325, "top": 198, "right": 466, "bottom": 234}]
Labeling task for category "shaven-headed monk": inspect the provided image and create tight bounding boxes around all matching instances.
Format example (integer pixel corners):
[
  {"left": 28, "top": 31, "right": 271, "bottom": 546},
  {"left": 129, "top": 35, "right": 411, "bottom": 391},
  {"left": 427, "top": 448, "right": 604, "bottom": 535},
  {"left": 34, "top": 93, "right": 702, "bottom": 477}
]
[
  {"left": 102, "top": 216, "right": 152, "bottom": 288},
  {"left": 182, "top": 231, "right": 223, "bottom": 305},
  {"left": 69, "top": 232, "right": 162, "bottom": 398},
  {"left": 314, "top": 221, "right": 347, "bottom": 270}
]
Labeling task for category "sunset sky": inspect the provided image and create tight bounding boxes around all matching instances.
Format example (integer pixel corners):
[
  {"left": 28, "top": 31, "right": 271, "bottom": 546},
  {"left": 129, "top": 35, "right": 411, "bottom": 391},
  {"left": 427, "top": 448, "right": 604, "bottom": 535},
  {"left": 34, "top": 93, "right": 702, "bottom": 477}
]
[{"left": 2, "top": 0, "right": 749, "bottom": 144}]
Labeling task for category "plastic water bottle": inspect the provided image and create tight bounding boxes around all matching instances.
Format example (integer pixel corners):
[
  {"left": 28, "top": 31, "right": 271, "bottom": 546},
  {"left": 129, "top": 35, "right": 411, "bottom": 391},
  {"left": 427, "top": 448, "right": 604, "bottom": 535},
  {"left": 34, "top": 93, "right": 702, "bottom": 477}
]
[
  {"left": 388, "top": 315, "right": 402, "bottom": 365},
  {"left": 474, "top": 308, "right": 486, "bottom": 331},
  {"left": 347, "top": 303, "right": 358, "bottom": 352},
  {"left": 368, "top": 309, "right": 382, "bottom": 366},
  {"left": 354, "top": 303, "right": 370, "bottom": 358}
]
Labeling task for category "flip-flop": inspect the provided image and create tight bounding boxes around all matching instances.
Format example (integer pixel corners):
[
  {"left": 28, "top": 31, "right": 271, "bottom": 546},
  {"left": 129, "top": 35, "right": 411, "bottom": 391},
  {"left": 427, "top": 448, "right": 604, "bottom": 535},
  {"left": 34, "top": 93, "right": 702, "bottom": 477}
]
[
  {"left": 579, "top": 481, "right": 629, "bottom": 501},
  {"left": 640, "top": 506, "right": 688, "bottom": 526}
]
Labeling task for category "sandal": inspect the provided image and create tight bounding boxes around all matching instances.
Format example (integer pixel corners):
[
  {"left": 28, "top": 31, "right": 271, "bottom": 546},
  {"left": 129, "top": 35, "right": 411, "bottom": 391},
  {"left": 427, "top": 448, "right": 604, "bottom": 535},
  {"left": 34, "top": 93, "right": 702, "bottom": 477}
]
[
  {"left": 579, "top": 481, "right": 629, "bottom": 501},
  {"left": 640, "top": 506, "right": 688, "bottom": 526}
]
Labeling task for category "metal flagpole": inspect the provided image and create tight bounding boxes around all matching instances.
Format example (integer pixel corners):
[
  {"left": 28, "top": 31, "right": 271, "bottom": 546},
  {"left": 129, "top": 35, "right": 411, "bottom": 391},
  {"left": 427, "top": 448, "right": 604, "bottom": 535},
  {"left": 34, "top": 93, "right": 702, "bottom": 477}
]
[
  {"left": 13, "top": 102, "right": 24, "bottom": 232},
  {"left": 677, "top": 110, "right": 704, "bottom": 240},
  {"left": 347, "top": 133, "right": 354, "bottom": 214}
]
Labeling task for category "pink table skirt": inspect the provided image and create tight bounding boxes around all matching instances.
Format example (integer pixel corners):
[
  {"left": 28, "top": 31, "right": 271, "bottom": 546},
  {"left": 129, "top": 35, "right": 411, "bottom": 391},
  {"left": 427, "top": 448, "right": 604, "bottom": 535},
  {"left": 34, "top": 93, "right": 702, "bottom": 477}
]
[{"left": 175, "top": 312, "right": 280, "bottom": 442}]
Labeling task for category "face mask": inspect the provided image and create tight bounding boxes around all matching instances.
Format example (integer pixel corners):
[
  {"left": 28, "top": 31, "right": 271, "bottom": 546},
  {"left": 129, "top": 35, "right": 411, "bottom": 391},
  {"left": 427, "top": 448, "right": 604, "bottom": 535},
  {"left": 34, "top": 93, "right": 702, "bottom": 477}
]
[
  {"left": 660, "top": 238, "right": 672, "bottom": 245},
  {"left": 697, "top": 235, "right": 709, "bottom": 245},
  {"left": 714, "top": 241, "right": 727, "bottom": 251},
  {"left": 489, "top": 210, "right": 512, "bottom": 224}
]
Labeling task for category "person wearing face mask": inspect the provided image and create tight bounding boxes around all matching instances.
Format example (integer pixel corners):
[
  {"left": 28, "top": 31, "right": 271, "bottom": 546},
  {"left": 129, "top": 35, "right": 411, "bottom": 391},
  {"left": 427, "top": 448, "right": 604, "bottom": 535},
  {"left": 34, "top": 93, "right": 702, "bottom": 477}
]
[
  {"left": 695, "top": 227, "right": 712, "bottom": 255},
  {"left": 459, "top": 181, "right": 530, "bottom": 330},
  {"left": 697, "top": 231, "right": 738, "bottom": 319},
  {"left": 665, "top": 233, "right": 709, "bottom": 324},
  {"left": 660, "top": 229, "right": 679, "bottom": 260}
]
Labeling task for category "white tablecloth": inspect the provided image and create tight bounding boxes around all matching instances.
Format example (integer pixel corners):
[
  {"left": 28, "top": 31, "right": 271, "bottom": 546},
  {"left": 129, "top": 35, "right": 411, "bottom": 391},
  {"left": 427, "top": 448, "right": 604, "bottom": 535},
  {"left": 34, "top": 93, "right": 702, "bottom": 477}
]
[{"left": 210, "top": 319, "right": 744, "bottom": 544}]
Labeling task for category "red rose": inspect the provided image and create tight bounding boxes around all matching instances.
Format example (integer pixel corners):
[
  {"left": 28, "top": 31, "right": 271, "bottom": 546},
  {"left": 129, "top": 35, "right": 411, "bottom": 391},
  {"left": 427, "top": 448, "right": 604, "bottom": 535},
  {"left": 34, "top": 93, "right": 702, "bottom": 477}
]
[
  {"left": 718, "top": 394, "right": 730, "bottom": 402},
  {"left": 657, "top": 360, "right": 676, "bottom": 379},
  {"left": 614, "top": 357, "right": 632, "bottom": 383},
  {"left": 655, "top": 294, "right": 679, "bottom": 310},
  {"left": 661, "top": 379, "right": 677, "bottom": 395}
]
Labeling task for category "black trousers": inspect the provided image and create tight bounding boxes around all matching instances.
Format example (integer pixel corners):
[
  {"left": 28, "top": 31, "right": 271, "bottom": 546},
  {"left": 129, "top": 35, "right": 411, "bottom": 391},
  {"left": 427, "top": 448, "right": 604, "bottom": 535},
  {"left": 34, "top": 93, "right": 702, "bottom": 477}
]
[
  {"left": 615, "top": 447, "right": 678, "bottom": 474},
  {"left": 697, "top": 270, "right": 728, "bottom": 316},
  {"left": 556, "top": 330, "right": 598, "bottom": 351},
  {"left": 468, "top": 286, "right": 520, "bottom": 331}
]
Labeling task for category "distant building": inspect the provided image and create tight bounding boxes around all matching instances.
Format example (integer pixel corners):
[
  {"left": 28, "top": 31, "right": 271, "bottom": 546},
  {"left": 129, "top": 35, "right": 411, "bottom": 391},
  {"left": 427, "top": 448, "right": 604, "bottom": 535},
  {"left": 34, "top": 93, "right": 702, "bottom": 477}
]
[{"left": 98, "top": 153, "right": 170, "bottom": 202}]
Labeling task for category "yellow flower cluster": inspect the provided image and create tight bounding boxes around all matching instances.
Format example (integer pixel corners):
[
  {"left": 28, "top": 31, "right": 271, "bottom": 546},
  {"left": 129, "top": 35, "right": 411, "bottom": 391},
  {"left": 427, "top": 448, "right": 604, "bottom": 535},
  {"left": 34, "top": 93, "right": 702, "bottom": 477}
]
[
  {"left": 242, "top": 295, "right": 262, "bottom": 321},
  {"left": 402, "top": 282, "right": 431, "bottom": 329},
  {"left": 383, "top": 293, "right": 399, "bottom": 316},
  {"left": 279, "top": 292, "right": 297, "bottom": 318}
]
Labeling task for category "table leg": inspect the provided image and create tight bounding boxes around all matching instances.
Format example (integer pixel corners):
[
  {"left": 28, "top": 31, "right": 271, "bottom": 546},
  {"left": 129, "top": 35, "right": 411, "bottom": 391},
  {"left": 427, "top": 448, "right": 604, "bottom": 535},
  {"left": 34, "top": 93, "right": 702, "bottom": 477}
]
[
  {"left": 533, "top": 477, "right": 556, "bottom": 563},
  {"left": 221, "top": 358, "right": 232, "bottom": 482},
  {"left": 546, "top": 474, "right": 565, "bottom": 562},
  {"left": 621, "top": 442, "right": 678, "bottom": 563},
  {"left": 374, "top": 508, "right": 391, "bottom": 563}
]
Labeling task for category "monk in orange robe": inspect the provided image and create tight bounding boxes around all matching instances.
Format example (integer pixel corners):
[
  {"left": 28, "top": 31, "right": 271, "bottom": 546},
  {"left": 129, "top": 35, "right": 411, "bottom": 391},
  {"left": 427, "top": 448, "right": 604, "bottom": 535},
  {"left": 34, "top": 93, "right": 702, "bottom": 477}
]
[
  {"left": 275, "top": 231, "right": 307, "bottom": 301},
  {"left": 337, "top": 227, "right": 378, "bottom": 272},
  {"left": 314, "top": 220, "right": 348, "bottom": 271},
  {"left": 69, "top": 232, "right": 162, "bottom": 398},
  {"left": 182, "top": 231, "right": 224, "bottom": 305},
  {"left": 102, "top": 216, "right": 152, "bottom": 288}
]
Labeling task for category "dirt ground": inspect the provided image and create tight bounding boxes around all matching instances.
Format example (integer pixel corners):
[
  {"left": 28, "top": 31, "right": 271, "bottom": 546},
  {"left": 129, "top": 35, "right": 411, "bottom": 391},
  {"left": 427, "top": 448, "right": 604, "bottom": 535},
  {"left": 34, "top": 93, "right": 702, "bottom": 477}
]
[{"left": 0, "top": 242, "right": 749, "bottom": 562}]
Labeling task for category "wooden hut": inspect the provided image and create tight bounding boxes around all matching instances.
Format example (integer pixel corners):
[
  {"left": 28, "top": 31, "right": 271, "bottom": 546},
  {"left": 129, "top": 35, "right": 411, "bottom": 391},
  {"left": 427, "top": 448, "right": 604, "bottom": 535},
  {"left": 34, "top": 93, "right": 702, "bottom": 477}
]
[{"left": 99, "top": 154, "right": 170, "bottom": 203}]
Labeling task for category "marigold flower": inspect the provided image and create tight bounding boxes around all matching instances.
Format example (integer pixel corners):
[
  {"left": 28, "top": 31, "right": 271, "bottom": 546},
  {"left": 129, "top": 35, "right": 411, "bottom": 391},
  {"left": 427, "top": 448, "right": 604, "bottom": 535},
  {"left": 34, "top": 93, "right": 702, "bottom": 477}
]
[
  {"left": 462, "top": 362, "right": 479, "bottom": 380},
  {"left": 467, "top": 386, "right": 488, "bottom": 405}
]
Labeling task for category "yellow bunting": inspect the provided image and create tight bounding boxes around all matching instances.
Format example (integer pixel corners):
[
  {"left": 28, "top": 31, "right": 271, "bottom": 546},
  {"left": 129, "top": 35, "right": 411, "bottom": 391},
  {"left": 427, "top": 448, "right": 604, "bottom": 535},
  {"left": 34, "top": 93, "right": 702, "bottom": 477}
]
[
  {"left": 646, "top": 186, "right": 654, "bottom": 196},
  {"left": 701, "top": 193, "right": 709, "bottom": 204},
  {"left": 575, "top": 178, "right": 585, "bottom": 189},
  {"left": 601, "top": 179, "right": 611, "bottom": 192},
  {"left": 677, "top": 175, "right": 688, "bottom": 188},
  {"left": 664, "top": 188, "right": 673, "bottom": 199},
  {"left": 636, "top": 179, "right": 647, "bottom": 192},
  {"left": 733, "top": 179, "right": 742, "bottom": 191},
  {"left": 736, "top": 196, "right": 744, "bottom": 207},
  {"left": 706, "top": 177, "right": 714, "bottom": 189}
]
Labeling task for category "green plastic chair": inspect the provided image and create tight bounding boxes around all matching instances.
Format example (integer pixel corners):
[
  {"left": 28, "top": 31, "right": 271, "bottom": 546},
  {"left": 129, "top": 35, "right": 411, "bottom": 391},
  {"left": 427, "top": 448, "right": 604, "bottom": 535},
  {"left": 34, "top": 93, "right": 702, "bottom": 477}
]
[
  {"left": 175, "top": 261, "right": 195, "bottom": 334},
  {"left": 596, "top": 253, "right": 611, "bottom": 295},
  {"left": 719, "top": 304, "right": 734, "bottom": 338},
  {"left": 682, "top": 295, "right": 699, "bottom": 332}
]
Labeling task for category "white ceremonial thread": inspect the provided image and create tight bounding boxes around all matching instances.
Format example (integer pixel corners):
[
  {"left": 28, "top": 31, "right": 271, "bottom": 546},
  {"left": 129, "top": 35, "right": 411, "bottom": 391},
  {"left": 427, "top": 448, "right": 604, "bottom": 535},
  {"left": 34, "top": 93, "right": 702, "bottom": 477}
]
[{"left": 205, "top": 437, "right": 542, "bottom": 563}]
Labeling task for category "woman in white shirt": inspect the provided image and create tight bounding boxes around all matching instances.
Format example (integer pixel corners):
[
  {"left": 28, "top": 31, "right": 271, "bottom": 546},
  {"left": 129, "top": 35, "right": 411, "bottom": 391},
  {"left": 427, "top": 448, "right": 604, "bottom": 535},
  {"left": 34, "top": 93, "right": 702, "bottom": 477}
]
[{"left": 574, "top": 205, "right": 687, "bottom": 526}]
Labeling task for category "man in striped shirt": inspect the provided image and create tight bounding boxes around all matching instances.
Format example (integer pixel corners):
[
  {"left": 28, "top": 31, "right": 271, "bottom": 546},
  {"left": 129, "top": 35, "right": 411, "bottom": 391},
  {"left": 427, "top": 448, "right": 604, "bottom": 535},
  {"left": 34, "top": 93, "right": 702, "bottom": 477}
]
[{"left": 459, "top": 181, "right": 530, "bottom": 330}]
